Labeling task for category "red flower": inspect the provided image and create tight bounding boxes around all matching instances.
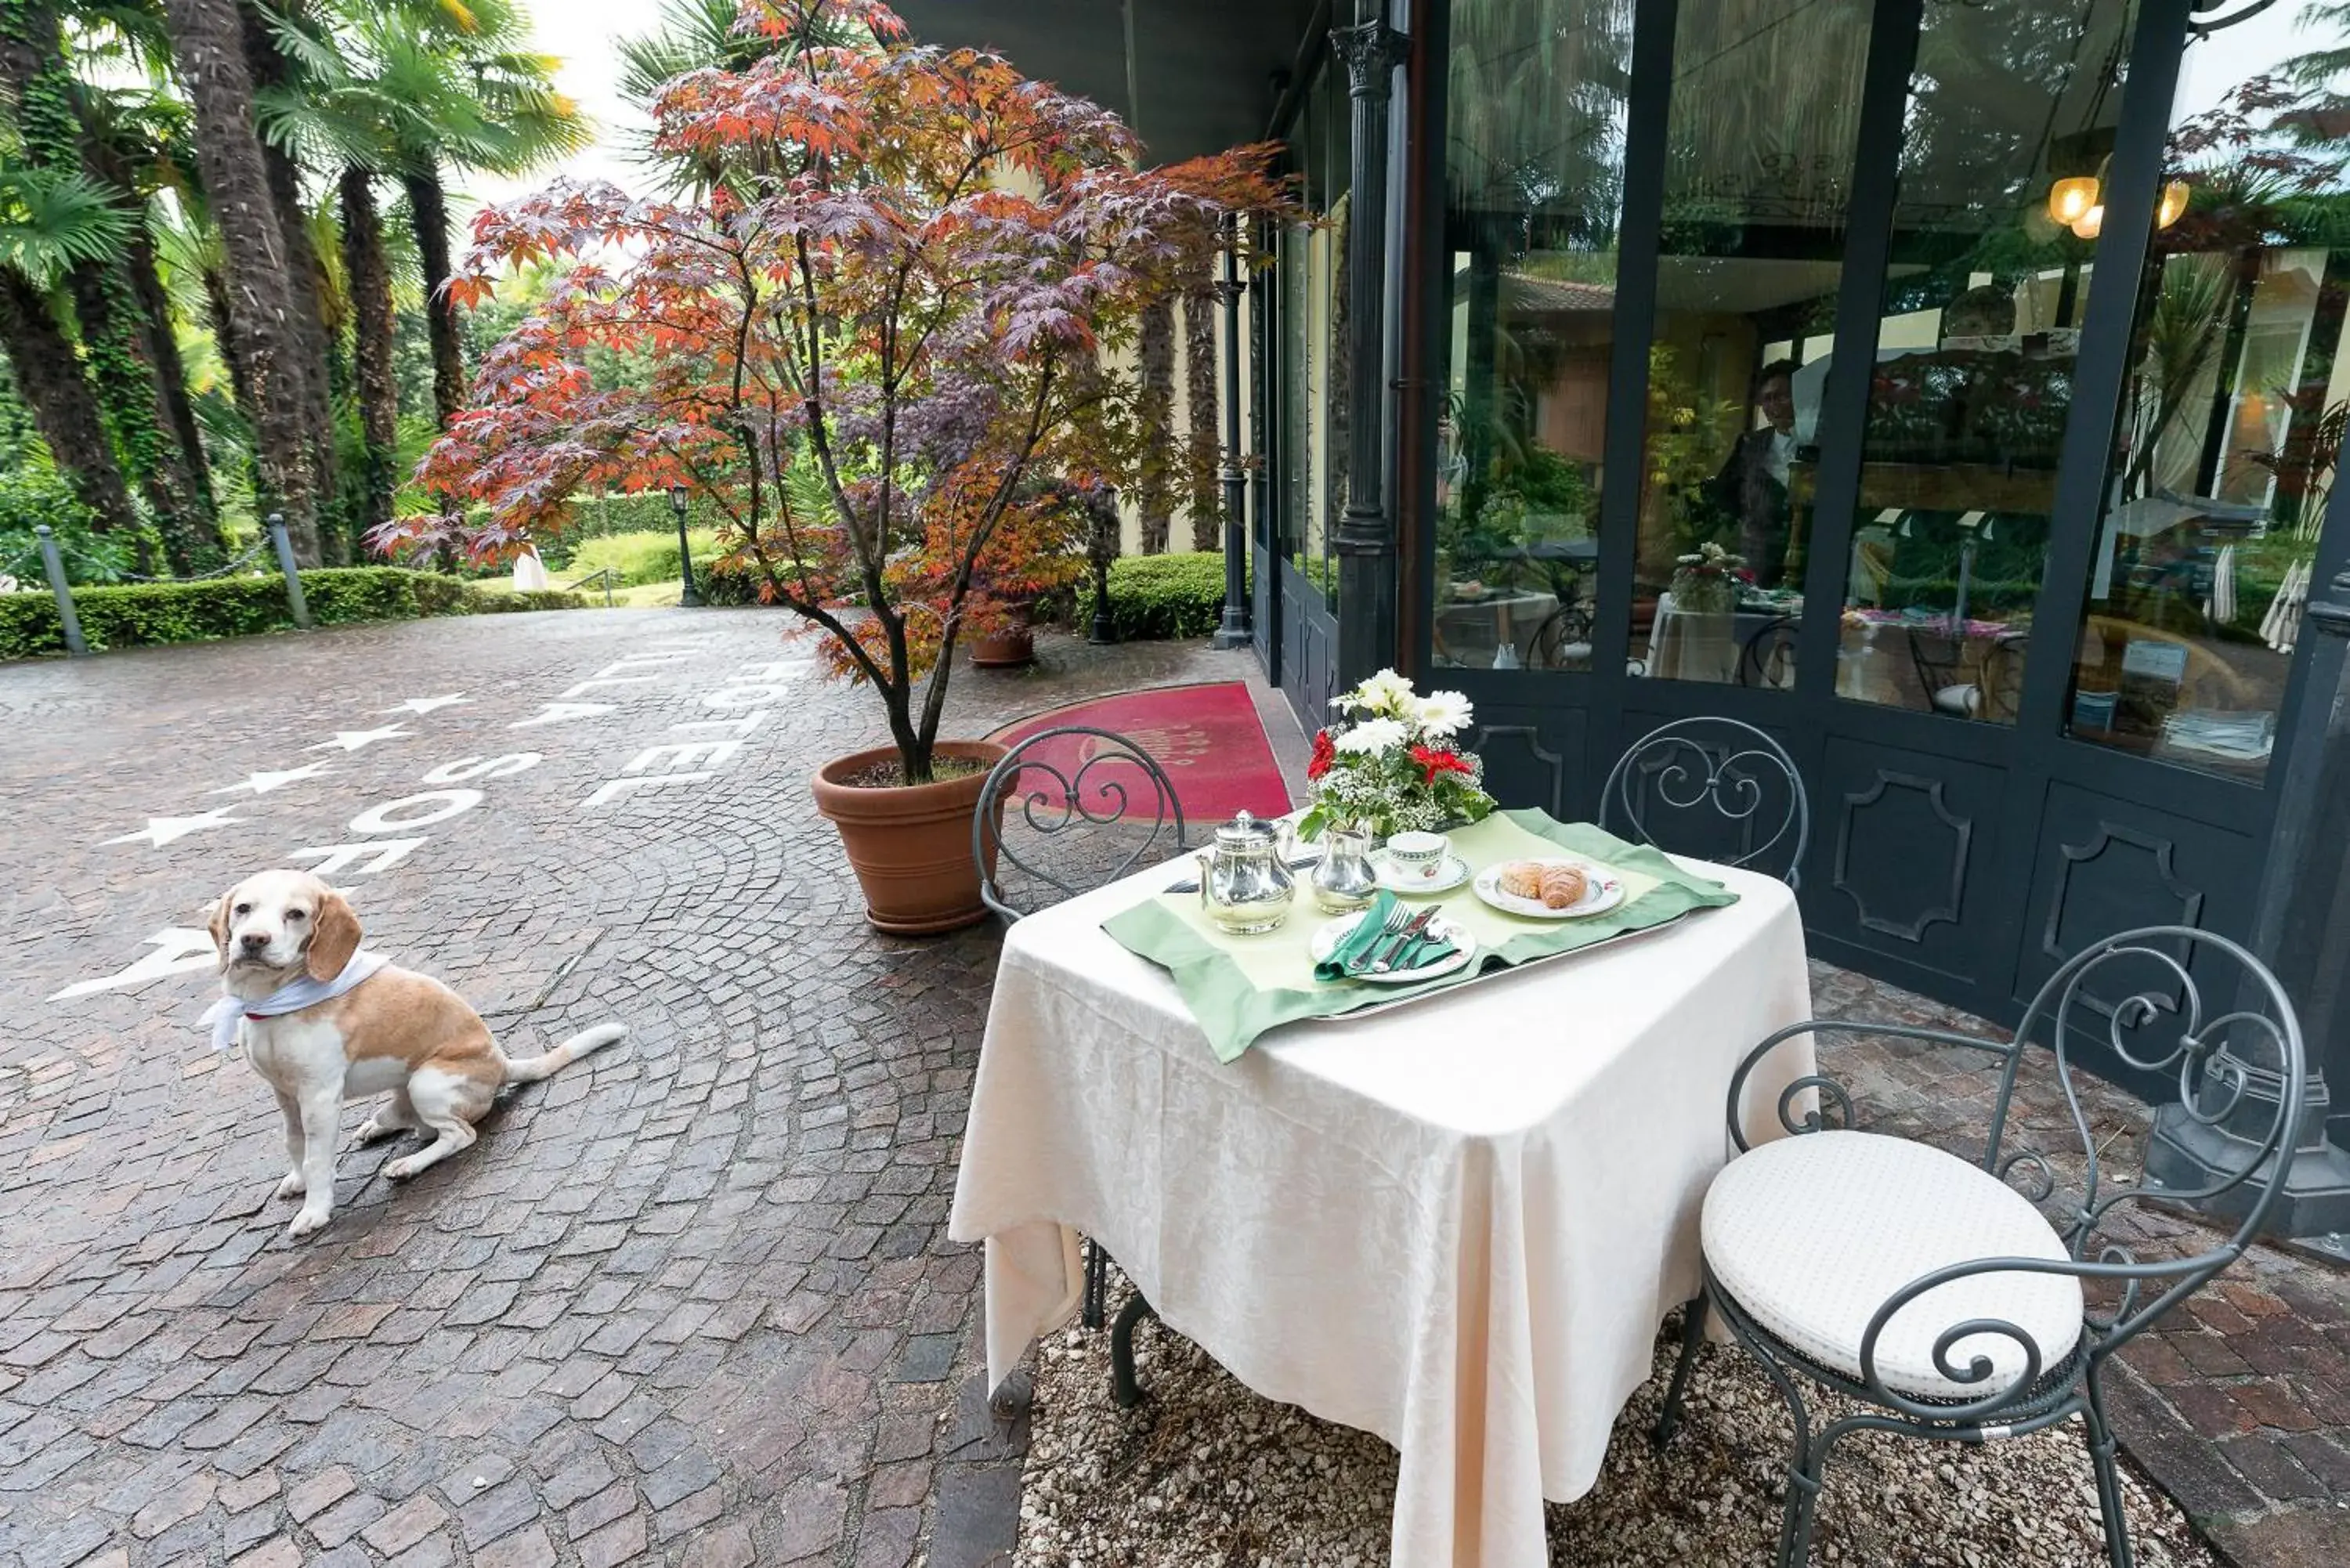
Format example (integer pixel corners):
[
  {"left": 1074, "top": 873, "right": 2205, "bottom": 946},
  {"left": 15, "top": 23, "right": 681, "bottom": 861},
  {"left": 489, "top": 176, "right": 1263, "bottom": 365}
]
[
  {"left": 1307, "top": 729, "right": 1336, "bottom": 781},
  {"left": 1410, "top": 745, "right": 1472, "bottom": 787}
]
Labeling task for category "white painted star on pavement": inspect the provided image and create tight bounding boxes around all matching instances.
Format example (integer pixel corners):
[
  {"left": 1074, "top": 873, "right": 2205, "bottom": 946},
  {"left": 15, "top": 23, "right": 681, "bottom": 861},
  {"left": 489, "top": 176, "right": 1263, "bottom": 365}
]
[
  {"left": 213, "top": 761, "right": 335, "bottom": 796},
  {"left": 385, "top": 693, "right": 470, "bottom": 715},
  {"left": 104, "top": 807, "right": 244, "bottom": 848},
  {"left": 309, "top": 724, "right": 410, "bottom": 753}
]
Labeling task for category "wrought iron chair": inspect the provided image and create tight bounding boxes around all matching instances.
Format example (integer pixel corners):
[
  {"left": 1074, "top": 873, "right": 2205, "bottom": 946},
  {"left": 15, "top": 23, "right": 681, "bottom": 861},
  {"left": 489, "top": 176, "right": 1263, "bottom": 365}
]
[
  {"left": 1524, "top": 601, "right": 1596, "bottom": 671},
  {"left": 973, "top": 726, "right": 1187, "bottom": 1407},
  {"left": 1737, "top": 615, "right": 1800, "bottom": 690},
  {"left": 1600, "top": 717, "right": 1810, "bottom": 889},
  {"left": 975, "top": 725, "right": 1188, "bottom": 921},
  {"left": 1654, "top": 927, "right": 2306, "bottom": 1568}
]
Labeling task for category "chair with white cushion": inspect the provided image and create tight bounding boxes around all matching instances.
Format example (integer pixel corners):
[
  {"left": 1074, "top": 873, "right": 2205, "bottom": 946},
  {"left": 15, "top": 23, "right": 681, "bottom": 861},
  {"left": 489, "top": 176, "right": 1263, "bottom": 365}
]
[{"left": 1654, "top": 926, "right": 2306, "bottom": 1568}]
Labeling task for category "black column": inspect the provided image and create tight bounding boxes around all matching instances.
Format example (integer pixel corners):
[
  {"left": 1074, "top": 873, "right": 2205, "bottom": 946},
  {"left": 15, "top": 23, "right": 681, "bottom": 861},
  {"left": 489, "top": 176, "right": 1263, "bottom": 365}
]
[
  {"left": 1330, "top": 5, "right": 1408, "bottom": 689},
  {"left": 1213, "top": 219, "right": 1252, "bottom": 649}
]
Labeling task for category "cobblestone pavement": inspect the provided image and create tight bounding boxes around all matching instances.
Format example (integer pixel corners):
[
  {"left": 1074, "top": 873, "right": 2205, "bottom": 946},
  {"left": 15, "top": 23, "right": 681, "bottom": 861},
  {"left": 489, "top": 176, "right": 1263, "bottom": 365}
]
[
  {"left": 5, "top": 610, "right": 2344, "bottom": 1568},
  {"left": 0, "top": 611, "right": 1272, "bottom": 1568}
]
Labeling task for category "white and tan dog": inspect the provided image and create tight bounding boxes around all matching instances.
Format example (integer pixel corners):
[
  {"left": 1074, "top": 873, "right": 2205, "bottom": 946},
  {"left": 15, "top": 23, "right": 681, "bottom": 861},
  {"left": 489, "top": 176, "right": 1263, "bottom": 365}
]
[{"left": 210, "top": 868, "right": 625, "bottom": 1238}]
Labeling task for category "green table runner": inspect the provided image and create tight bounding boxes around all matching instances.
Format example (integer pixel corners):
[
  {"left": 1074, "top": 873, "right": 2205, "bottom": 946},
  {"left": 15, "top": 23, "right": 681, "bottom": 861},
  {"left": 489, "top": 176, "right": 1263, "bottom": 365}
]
[{"left": 1101, "top": 809, "right": 1741, "bottom": 1061}]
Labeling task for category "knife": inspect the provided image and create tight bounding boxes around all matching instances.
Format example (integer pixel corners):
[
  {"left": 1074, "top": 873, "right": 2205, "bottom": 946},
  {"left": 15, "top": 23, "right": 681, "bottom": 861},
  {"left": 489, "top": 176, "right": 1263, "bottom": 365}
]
[{"left": 1368, "top": 908, "right": 1437, "bottom": 974}]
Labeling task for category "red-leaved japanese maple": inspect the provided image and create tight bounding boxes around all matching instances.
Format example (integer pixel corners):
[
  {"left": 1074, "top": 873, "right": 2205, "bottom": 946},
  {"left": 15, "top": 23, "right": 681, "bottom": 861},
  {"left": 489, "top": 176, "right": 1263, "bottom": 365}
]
[{"left": 381, "top": 0, "right": 1279, "bottom": 781}]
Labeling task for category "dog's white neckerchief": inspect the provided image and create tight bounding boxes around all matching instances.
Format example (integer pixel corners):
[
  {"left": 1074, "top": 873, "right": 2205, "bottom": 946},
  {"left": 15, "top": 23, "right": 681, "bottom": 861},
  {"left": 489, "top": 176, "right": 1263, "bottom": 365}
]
[{"left": 199, "top": 950, "right": 390, "bottom": 1053}]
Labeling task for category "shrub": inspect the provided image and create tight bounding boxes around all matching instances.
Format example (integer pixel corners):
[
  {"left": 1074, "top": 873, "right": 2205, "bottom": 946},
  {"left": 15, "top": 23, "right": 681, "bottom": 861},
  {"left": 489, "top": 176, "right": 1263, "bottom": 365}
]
[
  {"left": 1102, "top": 551, "right": 1243, "bottom": 641},
  {"left": 566, "top": 528, "right": 725, "bottom": 589},
  {"left": 470, "top": 587, "right": 588, "bottom": 614},
  {"left": 0, "top": 566, "right": 577, "bottom": 661}
]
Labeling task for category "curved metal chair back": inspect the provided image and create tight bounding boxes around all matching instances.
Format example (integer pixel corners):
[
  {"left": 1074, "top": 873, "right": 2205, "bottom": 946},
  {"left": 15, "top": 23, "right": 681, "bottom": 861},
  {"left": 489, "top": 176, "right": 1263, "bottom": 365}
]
[
  {"left": 1736, "top": 616, "right": 1799, "bottom": 689},
  {"left": 975, "top": 726, "right": 1187, "bottom": 921},
  {"left": 1524, "top": 602, "right": 1595, "bottom": 671},
  {"left": 1600, "top": 717, "right": 1809, "bottom": 888}
]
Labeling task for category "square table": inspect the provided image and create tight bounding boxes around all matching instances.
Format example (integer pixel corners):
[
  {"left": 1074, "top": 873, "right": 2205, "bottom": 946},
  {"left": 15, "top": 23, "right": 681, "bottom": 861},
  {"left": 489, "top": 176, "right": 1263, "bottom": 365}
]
[{"left": 948, "top": 846, "right": 1813, "bottom": 1568}]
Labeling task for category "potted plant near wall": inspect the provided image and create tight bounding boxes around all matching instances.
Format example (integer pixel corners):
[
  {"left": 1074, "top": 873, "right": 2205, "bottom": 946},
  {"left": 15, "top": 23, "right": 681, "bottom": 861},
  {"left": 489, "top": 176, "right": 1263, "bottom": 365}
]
[{"left": 392, "top": 0, "right": 1279, "bottom": 932}]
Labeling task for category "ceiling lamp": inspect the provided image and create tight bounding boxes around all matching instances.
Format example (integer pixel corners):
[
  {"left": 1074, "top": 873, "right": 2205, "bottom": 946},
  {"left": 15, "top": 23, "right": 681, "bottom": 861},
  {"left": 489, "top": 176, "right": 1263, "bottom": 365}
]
[
  {"left": 2048, "top": 176, "right": 2100, "bottom": 226},
  {"left": 2044, "top": 158, "right": 2192, "bottom": 239},
  {"left": 2157, "top": 179, "right": 2192, "bottom": 228}
]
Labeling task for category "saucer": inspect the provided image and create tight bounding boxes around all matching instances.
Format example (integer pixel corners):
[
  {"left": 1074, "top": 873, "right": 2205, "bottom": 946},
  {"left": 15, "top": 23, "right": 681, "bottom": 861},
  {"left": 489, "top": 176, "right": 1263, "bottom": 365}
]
[{"left": 1374, "top": 851, "right": 1472, "bottom": 895}]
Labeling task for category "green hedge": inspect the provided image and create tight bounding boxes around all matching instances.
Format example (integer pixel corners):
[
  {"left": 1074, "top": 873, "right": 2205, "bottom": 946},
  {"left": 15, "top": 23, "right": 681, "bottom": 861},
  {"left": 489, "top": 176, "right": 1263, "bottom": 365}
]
[
  {"left": 1101, "top": 551, "right": 1243, "bottom": 641},
  {"left": 0, "top": 567, "right": 582, "bottom": 660},
  {"left": 654, "top": 548, "right": 1245, "bottom": 638},
  {"left": 566, "top": 528, "right": 727, "bottom": 589}
]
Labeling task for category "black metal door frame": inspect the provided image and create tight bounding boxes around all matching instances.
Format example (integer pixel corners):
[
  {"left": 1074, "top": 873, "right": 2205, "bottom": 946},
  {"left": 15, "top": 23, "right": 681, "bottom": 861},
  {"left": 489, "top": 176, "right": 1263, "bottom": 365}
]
[{"left": 1398, "top": 0, "right": 2347, "bottom": 1082}]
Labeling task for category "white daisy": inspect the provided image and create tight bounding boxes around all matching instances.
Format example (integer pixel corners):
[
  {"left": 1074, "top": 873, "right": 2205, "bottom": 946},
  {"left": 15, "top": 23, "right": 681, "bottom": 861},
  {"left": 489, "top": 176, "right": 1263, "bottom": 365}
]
[
  {"left": 1413, "top": 689, "right": 1473, "bottom": 738},
  {"left": 1333, "top": 717, "right": 1407, "bottom": 755}
]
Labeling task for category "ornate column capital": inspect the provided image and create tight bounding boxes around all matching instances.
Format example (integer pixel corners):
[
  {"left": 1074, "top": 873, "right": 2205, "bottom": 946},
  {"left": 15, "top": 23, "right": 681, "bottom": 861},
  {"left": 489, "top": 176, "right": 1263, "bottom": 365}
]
[{"left": 1329, "top": 19, "right": 1406, "bottom": 101}]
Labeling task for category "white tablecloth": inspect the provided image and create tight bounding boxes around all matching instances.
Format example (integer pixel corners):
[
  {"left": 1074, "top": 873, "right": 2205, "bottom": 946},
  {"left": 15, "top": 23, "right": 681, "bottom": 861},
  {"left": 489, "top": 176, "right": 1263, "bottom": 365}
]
[{"left": 948, "top": 855, "right": 1813, "bottom": 1568}]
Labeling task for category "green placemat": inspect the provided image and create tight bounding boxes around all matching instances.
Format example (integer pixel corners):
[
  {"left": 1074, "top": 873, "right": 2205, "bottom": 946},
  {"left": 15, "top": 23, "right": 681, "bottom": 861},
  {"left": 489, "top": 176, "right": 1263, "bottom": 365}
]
[{"left": 1101, "top": 809, "right": 1740, "bottom": 1061}]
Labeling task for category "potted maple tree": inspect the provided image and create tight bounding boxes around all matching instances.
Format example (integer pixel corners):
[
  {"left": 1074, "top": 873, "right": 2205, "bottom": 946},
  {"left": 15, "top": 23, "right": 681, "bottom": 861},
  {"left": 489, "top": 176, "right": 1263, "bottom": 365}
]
[{"left": 392, "top": 0, "right": 1279, "bottom": 933}]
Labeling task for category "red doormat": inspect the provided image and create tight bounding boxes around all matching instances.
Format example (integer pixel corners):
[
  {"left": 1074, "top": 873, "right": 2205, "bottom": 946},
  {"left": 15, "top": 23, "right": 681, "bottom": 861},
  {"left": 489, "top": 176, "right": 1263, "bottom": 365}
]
[{"left": 987, "top": 681, "right": 1293, "bottom": 827}]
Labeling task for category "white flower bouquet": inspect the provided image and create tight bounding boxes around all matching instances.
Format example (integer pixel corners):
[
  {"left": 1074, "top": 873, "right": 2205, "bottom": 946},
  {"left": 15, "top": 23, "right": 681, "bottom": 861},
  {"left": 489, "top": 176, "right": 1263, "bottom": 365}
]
[{"left": 1300, "top": 669, "right": 1495, "bottom": 841}]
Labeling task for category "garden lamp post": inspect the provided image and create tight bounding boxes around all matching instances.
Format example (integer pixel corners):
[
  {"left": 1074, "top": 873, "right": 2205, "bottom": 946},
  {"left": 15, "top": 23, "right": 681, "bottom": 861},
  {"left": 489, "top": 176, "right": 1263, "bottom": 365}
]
[{"left": 670, "top": 485, "right": 703, "bottom": 607}]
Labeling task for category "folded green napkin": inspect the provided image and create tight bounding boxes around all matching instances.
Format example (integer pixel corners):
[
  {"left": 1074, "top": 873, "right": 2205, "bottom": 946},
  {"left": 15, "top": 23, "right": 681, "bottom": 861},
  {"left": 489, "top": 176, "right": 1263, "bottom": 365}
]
[
  {"left": 1309, "top": 891, "right": 1459, "bottom": 982},
  {"left": 1311, "top": 891, "right": 1401, "bottom": 981}
]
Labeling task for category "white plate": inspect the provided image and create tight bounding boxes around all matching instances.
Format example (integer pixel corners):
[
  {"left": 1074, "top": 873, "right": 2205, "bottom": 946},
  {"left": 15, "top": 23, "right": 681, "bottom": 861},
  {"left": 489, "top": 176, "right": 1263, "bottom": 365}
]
[
  {"left": 1373, "top": 851, "right": 1472, "bottom": 895},
  {"left": 1310, "top": 909, "right": 1478, "bottom": 985},
  {"left": 1471, "top": 856, "right": 1626, "bottom": 919}
]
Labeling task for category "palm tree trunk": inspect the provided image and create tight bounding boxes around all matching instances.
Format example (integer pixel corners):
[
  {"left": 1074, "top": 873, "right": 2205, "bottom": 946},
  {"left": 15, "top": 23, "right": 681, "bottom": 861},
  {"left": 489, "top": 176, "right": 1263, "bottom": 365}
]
[
  {"left": 0, "top": 269, "right": 143, "bottom": 539},
  {"left": 67, "top": 260, "right": 214, "bottom": 572},
  {"left": 161, "top": 0, "right": 321, "bottom": 562},
  {"left": 123, "top": 229, "right": 218, "bottom": 523},
  {"left": 1138, "top": 295, "right": 1175, "bottom": 554},
  {"left": 403, "top": 164, "right": 466, "bottom": 426},
  {"left": 340, "top": 166, "right": 396, "bottom": 549},
  {"left": 237, "top": 0, "right": 341, "bottom": 560}
]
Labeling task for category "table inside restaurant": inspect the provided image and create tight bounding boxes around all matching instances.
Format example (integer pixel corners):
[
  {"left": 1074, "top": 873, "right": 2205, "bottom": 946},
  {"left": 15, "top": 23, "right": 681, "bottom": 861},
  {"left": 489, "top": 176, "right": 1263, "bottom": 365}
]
[{"left": 948, "top": 833, "right": 1813, "bottom": 1568}]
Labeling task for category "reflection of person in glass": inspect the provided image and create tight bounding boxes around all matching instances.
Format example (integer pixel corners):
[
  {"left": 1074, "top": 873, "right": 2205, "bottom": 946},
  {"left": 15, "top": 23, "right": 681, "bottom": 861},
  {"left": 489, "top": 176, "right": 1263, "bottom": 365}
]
[{"left": 1708, "top": 359, "right": 1800, "bottom": 588}]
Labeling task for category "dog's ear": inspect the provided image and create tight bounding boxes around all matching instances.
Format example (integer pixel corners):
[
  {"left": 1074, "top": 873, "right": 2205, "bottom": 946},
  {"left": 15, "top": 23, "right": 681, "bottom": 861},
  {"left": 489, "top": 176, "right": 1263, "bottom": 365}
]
[
  {"left": 208, "top": 889, "right": 235, "bottom": 965},
  {"left": 306, "top": 886, "right": 362, "bottom": 982}
]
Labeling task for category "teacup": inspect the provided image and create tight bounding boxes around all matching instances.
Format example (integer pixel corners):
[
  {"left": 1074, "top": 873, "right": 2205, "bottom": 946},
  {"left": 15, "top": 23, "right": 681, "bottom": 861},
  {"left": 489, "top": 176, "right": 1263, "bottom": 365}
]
[{"left": 1385, "top": 830, "right": 1450, "bottom": 883}]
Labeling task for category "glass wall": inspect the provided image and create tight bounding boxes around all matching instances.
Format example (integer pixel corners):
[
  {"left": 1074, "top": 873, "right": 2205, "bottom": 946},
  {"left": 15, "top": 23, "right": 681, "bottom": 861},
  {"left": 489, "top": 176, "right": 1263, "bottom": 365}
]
[
  {"left": 1631, "top": 0, "right": 1875, "bottom": 688},
  {"left": 1432, "top": 0, "right": 1632, "bottom": 671},
  {"left": 2063, "top": 6, "right": 2350, "bottom": 781},
  {"left": 1279, "top": 56, "right": 1350, "bottom": 610},
  {"left": 1834, "top": 1, "right": 2138, "bottom": 721}
]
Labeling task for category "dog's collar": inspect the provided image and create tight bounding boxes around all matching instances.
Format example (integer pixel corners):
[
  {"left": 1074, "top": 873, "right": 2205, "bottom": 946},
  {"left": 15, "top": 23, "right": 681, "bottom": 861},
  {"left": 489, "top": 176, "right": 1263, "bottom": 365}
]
[{"left": 199, "top": 950, "right": 389, "bottom": 1053}]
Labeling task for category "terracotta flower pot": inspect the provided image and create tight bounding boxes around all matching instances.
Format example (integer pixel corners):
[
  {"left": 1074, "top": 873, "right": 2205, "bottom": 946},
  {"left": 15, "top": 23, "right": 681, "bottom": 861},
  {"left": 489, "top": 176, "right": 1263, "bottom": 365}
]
[
  {"left": 812, "top": 740, "right": 1009, "bottom": 934},
  {"left": 969, "top": 627, "right": 1035, "bottom": 668}
]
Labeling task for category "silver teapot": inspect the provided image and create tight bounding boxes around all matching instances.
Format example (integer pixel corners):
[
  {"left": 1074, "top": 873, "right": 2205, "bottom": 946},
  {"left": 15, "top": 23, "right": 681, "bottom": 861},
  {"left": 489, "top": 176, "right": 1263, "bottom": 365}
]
[{"left": 1196, "top": 811, "right": 1296, "bottom": 934}]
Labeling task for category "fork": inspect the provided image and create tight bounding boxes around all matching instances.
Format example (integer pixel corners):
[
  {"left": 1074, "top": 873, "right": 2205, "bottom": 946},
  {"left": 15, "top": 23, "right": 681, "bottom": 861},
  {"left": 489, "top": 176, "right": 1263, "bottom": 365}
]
[
  {"left": 1343, "top": 904, "right": 1415, "bottom": 976},
  {"left": 1369, "top": 908, "right": 1437, "bottom": 974}
]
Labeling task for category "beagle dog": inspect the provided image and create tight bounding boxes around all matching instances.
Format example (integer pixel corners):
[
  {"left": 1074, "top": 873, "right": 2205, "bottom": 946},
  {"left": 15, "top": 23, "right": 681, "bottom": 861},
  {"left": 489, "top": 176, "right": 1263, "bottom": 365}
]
[{"left": 211, "top": 868, "right": 625, "bottom": 1239}]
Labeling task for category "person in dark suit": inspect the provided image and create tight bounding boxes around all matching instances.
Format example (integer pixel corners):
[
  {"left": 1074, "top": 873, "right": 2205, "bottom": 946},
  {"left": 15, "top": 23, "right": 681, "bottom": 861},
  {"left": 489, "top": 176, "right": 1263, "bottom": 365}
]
[{"left": 1707, "top": 359, "right": 1802, "bottom": 589}]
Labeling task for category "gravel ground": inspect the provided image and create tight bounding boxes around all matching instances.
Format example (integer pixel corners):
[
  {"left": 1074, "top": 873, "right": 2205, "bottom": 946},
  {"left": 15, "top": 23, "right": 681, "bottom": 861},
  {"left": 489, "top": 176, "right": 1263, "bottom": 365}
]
[{"left": 1011, "top": 1299, "right": 2220, "bottom": 1568}]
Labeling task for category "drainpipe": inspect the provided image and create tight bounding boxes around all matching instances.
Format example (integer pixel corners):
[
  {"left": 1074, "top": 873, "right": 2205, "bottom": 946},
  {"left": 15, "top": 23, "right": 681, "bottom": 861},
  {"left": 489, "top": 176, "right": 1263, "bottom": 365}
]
[
  {"left": 1213, "top": 216, "right": 1253, "bottom": 650},
  {"left": 2150, "top": 565, "right": 2350, "bottom": 1263},
  {"left": 1330, "top": 0, "right": 1407, "bottom": 690}
]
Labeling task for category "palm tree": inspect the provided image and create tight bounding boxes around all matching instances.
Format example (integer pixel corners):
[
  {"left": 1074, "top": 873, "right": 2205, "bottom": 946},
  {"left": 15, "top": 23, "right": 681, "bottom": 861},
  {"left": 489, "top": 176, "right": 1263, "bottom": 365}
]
[
  {"left": 264, "top": 0, "right": 585, "bottom": 438},
  {"left": 0, "top": 162, "right": 144, "bottom": 540},
  {"left": 159, "top": 0, "right": 322, "bottom": 560},
  {"left": 616, "top": 0, "right": 785, "bottom": 196}
]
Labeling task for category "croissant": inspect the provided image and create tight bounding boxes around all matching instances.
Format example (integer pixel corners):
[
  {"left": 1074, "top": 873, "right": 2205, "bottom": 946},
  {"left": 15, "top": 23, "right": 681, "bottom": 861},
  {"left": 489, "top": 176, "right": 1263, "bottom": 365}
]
[
  {"left": 1539, "top": 864, "right": 1588, "bottom": 909},
  {"left": 1499, "top": 861, "right": 1587, "bottom": 909}
]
